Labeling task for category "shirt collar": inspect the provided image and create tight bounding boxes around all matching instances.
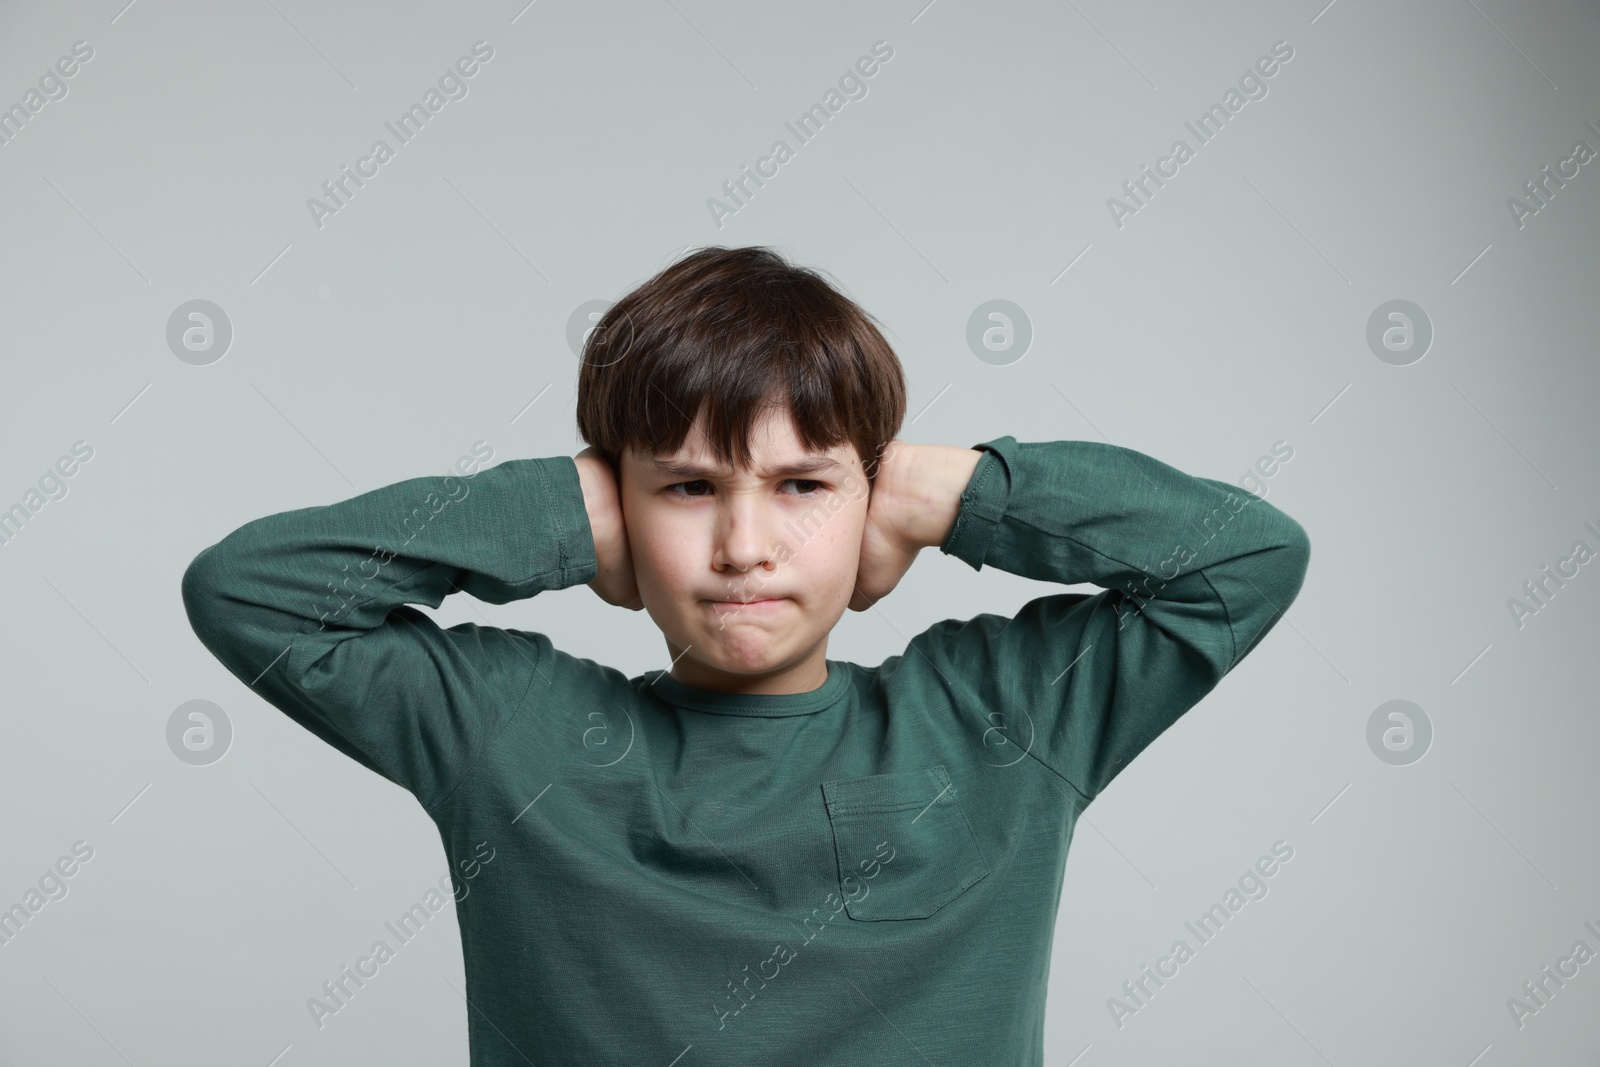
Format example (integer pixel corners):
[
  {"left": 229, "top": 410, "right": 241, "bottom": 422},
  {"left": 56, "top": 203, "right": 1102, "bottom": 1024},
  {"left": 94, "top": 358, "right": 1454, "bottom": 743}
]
[{"left": 644, "top": 661, "right": 849, "bottom": 717}]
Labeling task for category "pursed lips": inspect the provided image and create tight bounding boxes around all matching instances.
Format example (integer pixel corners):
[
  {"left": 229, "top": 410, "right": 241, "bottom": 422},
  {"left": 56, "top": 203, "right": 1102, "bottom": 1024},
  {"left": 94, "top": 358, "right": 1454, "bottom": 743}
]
[{"left": 705, "top": 596, "right": 789, "bottom": 611}]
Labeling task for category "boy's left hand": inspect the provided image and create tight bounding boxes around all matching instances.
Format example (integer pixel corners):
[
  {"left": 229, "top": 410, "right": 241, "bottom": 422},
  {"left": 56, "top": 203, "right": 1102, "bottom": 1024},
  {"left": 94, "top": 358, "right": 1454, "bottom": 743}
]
[
  {"left": 849, "top": 447, "right": 923, "bottom": 611},
  {"left": 849, "top": 440, "right": 985, "bottom": 612}
]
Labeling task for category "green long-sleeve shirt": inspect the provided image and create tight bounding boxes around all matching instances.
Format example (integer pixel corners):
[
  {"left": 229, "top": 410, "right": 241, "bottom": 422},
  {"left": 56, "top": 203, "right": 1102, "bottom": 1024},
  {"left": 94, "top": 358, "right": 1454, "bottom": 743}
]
[{"left": 181, "top": 435, "right": 1310, "bottom": 1065}]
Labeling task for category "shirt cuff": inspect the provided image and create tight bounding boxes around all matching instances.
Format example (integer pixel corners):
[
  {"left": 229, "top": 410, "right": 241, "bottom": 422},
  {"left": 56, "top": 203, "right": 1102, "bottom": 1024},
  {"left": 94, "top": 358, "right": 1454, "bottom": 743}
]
[
  {"left": 939, "top": 435, "right": 1017, "bottom": 571},
  {"left": 541, "top": 455, "right": 600, "bottom": 588}
]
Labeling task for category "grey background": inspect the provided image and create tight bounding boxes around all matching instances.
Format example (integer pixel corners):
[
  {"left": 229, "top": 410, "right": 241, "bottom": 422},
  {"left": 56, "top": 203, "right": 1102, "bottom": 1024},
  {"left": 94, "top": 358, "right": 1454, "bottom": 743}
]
[{"left": 2, "top": 0, "right": 1597, "bottom": 1063}]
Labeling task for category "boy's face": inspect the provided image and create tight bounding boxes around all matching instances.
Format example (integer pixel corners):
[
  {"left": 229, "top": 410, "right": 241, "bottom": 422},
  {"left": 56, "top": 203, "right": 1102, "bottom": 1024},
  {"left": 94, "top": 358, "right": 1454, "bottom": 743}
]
[{"left": 618, "top": 407, "right": 870, "bottom": 695}]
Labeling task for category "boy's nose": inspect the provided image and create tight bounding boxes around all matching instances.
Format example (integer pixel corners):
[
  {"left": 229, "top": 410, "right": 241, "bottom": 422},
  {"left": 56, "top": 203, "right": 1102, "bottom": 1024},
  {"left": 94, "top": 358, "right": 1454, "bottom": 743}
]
[{"left": 712, "top": 498, "right": 780, "bottom": 574}]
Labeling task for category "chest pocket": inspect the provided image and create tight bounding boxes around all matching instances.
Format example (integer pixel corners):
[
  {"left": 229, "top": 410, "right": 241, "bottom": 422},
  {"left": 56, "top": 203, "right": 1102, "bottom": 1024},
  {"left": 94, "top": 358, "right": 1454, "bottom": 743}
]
[{"left": 820, "top": 764, "right": 990, "bottom": 921}]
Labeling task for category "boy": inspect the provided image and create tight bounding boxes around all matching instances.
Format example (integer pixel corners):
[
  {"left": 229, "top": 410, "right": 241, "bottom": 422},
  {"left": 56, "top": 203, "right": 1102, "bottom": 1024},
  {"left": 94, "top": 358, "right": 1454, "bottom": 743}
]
[{"left": 182, "top": 246, "right": 1310, "bottom": 1065}]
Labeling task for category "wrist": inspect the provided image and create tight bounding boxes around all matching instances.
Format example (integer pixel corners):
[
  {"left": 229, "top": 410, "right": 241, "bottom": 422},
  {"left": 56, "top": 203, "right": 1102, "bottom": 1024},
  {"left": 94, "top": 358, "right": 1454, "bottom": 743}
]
[{"left": 883, "top": 443, "right": 983, "bottom": 550}]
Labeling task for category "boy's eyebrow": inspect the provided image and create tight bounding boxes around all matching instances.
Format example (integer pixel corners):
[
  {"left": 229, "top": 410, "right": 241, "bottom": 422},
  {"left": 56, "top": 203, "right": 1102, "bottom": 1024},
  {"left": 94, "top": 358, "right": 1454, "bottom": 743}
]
[{"left": 650, "top": 456, "right": 845, "bottom": 480}]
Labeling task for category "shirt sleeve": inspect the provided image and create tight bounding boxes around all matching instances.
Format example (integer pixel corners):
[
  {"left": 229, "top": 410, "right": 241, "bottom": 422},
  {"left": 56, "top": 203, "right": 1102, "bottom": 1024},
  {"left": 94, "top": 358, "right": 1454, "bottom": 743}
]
[
  {"left": 910, "top": 435, "right": 1311, "bottom": 807},
  {"left": 179, "top": 455, "right": 598, "bottom": 812}
]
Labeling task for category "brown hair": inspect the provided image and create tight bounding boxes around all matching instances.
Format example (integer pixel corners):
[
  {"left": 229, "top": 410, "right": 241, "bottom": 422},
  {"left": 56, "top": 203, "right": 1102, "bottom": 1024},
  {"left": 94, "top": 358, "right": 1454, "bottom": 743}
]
[{"left": 576, "top": 246, "right": 907, "bottom": 485}]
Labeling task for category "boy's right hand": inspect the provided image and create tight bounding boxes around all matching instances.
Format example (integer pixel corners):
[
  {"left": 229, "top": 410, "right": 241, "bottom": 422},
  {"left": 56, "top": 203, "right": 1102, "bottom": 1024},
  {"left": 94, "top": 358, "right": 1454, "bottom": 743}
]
[{"left": 575, "top": 447, "right": 645, "bottom": 611}]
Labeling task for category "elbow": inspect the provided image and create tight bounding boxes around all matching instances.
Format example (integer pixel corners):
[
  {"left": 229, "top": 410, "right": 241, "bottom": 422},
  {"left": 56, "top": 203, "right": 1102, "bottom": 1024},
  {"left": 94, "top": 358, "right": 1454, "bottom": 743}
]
[
  {"left": 1212, "top": 518, "right": 1310, "bottom": 672},
  {"left": 1275, "top": 518, "right": 1312, "bottom": 608},
  {"left": 1246, "top": 516, "right": 1311, "bottom": 619},
  {"left": 180, "top": 544, "right": 229, "bottom": 638}
]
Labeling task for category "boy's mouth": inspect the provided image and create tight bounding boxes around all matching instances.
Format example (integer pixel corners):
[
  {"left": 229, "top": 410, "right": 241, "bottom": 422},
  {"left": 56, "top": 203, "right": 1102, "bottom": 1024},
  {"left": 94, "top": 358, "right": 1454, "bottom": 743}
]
[{"left": 705, "top": 597, "right": 790, "bottom": 613}]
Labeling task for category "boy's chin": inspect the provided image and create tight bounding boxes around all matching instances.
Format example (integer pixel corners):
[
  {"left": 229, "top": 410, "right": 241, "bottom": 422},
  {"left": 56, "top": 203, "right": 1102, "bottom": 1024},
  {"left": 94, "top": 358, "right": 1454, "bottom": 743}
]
[
  {"left": 696, "top": 642, "right": 789, "bottom": 675},
  {"left": 678, "top": 633, "right": 805, "bottom": 678}
]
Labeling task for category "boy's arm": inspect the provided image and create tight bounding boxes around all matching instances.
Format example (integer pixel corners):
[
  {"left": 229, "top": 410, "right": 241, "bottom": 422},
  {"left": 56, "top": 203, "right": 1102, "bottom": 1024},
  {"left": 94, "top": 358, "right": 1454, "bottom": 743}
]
[
  {"left": 180, "top": 456, "right": 598, "bottom": 812},
  {"left": 903, "top": 435, "right": 1311, "bottom": 806}
]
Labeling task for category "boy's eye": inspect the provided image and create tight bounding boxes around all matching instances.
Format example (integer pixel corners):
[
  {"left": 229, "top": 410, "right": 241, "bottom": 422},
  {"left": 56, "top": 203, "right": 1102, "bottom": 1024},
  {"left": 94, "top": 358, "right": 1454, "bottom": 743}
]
[{"left": 664, "top": 479, "right": 826, "bottom": 498}]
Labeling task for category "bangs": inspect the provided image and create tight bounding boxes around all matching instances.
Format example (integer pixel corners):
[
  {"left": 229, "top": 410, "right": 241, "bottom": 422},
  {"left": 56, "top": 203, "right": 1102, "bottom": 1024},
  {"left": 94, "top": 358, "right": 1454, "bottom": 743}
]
[{"left": 577, "top": 246, "right": 906, "bottom": 480}]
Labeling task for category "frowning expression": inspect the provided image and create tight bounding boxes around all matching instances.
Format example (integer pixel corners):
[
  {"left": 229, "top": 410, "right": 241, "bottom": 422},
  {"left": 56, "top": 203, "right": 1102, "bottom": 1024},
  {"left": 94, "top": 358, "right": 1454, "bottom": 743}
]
[{"left": 618, "top": 407, "right": 869, "bottom": 692}]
